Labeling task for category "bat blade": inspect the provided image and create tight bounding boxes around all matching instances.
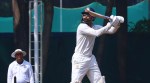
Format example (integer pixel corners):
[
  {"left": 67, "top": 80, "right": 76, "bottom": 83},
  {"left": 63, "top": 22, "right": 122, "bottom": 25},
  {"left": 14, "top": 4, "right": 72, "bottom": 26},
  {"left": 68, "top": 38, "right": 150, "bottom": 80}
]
[{"left": 86, "top": 8, "right": 110, "bottom": 20}]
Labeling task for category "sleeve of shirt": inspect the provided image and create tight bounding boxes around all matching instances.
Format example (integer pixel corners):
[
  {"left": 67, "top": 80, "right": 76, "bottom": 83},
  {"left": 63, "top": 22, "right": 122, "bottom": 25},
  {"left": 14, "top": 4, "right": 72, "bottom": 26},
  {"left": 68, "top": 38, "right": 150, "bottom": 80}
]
[
  {"left": 106, "top": 25, "right": 120, "bottom": 34},
  {"left": 79, "top": 23, "right": 112, "bottom": 37},
  {"left": 7, "top": 64, "right": 13, "bottom": 83},
  {"left": 29, "top": 63, "right": 34, "bottom": 83}
]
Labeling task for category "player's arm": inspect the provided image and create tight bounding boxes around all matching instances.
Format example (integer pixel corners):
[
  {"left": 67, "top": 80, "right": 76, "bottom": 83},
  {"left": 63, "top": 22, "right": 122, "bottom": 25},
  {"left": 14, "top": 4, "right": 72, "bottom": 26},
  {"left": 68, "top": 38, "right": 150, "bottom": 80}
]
[
  {"left": 105, "top": 15, "right": 124, "bottom": 34},
  {"left": 80, "top": 23, "right": 112, "bottom": 37},
  {"left": 29, "top": 63, "right": 34, "bottom": 83},
  {"left": 106, "top": 25, "right": 120, "bottom": 34}
]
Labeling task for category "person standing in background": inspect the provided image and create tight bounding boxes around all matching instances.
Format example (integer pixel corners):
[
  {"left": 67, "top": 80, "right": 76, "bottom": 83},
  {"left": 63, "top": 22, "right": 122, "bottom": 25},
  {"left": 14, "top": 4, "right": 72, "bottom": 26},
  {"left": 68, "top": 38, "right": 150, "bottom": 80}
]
[{"left": 7, "top": 49, "right": 34, "bottom": 83}]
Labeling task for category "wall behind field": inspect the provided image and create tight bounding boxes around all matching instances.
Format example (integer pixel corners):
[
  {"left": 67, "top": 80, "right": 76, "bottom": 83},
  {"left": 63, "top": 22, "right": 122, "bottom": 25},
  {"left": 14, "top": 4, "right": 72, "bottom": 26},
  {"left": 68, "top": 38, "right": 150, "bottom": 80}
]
[{"left": 1, "top": 33, "right": 150, "bottom": 83}]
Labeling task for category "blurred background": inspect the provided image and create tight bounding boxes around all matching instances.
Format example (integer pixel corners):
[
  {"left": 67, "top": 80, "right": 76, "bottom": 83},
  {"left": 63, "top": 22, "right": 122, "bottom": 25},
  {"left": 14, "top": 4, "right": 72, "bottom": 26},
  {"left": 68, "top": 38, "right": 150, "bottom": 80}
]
[{"left": 0, "top": 0, "right": 150, "bottom": 83}]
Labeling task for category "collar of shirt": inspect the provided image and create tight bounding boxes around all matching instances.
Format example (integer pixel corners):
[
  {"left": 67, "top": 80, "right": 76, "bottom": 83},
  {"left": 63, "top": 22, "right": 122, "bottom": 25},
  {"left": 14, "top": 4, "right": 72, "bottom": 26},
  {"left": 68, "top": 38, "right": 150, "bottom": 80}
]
[{"left": 14, "top": 60, "right": 26, "bottom": 66}]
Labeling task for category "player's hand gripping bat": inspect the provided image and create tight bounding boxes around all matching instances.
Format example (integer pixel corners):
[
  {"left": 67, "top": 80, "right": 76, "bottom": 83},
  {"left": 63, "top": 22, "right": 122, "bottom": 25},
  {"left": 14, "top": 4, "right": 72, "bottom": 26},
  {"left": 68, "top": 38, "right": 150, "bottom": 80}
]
[{"left": 85, "top": 7, "right": 124, "bottom": 27}]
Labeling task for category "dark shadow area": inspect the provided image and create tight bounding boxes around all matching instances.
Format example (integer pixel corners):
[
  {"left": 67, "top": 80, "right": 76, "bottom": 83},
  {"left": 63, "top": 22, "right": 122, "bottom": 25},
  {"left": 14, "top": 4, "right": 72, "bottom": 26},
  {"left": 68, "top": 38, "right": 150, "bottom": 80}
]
[{"left": 1, "top": 32, "right": 150, "bottom": 83}]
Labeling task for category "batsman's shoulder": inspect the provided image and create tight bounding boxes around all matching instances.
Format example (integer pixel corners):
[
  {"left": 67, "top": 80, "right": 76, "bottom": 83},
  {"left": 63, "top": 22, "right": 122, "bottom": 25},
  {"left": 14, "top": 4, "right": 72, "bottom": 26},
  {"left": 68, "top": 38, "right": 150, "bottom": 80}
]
[{"left": 78, "top": 23, "right": 88, "bottom": 29}]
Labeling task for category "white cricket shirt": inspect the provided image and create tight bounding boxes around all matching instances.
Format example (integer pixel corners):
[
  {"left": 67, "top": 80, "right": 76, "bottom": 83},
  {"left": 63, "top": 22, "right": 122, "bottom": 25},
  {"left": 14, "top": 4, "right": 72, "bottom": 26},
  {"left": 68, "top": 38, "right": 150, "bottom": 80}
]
[
  {"left": 74, "top": 23, "right": 116, "bottom": 57},
  {"left": 7, "top": 60, "right": 34, "bottom": 83}
]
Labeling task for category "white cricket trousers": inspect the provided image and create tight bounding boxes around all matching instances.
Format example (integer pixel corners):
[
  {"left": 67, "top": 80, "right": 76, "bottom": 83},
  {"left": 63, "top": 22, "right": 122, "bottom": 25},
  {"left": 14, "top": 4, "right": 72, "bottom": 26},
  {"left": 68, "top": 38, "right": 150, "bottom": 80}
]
[{"left": 70, "top": 53, "right": 105, "bottom": 83}]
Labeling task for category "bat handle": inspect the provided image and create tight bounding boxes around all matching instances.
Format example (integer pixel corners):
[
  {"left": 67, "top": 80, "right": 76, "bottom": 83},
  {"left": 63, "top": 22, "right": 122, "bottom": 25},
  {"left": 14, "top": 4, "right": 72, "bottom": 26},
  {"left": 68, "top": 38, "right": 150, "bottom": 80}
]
[{"left": 104, "top": 16, "right": 111, "bottom": 20}]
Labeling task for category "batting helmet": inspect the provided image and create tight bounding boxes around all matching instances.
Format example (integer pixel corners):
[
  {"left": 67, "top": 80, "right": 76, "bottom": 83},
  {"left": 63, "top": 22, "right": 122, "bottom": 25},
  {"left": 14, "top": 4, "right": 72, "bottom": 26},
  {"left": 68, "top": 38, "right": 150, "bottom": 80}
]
[
  {"left": 81, "top": 7, "right": 95, "bottom": 15},
  {"left": 81, "top": 7, "right": 96, "bottom": 21}
]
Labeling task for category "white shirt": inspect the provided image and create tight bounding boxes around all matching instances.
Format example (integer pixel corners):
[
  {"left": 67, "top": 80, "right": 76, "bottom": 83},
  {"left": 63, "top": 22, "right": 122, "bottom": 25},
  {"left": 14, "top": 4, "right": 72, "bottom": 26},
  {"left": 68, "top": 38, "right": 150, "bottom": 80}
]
[
  {"left": 74, "top": 23, "right": 119, "bottom": 57},
  {"left": 7, "top": 60, "right": 34, "bottom": 83}
]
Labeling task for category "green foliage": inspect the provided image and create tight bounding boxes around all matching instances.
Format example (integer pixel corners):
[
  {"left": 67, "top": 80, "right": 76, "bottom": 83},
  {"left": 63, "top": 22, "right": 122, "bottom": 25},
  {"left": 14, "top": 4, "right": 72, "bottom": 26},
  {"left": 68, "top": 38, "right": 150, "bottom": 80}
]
[
  {"left": 0, "top": 0, "right": 12, "bottom": 17},
  {"left": 129, "top": 18, "right": 150, "bottom": 32}
]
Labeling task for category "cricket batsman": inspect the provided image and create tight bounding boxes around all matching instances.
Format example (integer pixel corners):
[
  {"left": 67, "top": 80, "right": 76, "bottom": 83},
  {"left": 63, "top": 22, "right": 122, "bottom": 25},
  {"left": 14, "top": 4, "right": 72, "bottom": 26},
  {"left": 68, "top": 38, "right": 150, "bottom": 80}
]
[{"left": 70, "top": 7, "right": 124, "bottom": 83}]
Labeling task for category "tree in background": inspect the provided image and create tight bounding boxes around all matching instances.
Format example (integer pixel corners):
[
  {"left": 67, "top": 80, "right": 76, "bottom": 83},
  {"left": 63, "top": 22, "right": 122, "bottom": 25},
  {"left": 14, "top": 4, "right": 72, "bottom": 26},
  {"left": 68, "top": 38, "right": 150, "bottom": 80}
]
[
  {"left": 12, "top": 0, "right": 29, "bottom": 60},
  {"left": 129, "top": 18, "right": 150, "bottom": 32},
  {"left": 42, "top": 0, "right": 54, "bottom": 82},
  {"left": 96, "top": 0, "right": 127, "bottom": 83},
  {"left": 116, "top": 0, "right": 127, "bottom": 83},
  {"left": 12, "top": 0, "right": 54, "bottom": 82},
  {"left": 96, "top": 0, "right": 115, "bottom": 65}
]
